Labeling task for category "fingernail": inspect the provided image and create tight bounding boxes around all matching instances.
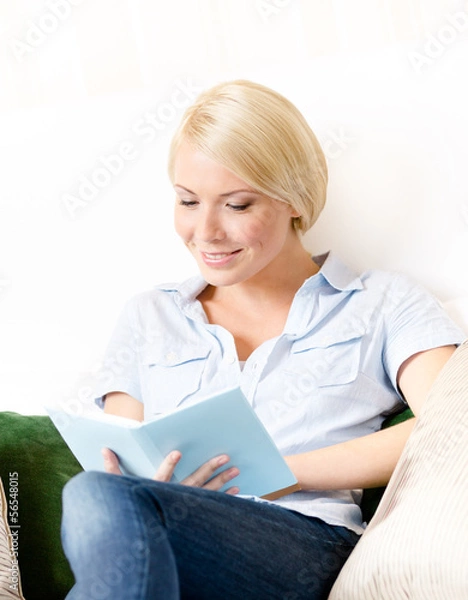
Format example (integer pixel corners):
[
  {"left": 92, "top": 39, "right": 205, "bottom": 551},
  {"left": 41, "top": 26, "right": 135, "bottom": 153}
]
[{"left": 217, "top": 455, "right": 229, "bottom": 466}]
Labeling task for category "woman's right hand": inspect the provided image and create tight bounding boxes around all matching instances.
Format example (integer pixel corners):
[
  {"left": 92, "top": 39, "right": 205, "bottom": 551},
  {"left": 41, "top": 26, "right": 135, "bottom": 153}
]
[{"left": 101, "top": 447, "right": 240, "bottom": 494}]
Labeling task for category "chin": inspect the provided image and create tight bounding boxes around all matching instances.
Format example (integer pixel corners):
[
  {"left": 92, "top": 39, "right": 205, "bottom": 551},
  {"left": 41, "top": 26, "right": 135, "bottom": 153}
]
[
  {"left": 199, "top": 272, "right": 239, "bottom": 287},
  {"left": 196, "top": 264, "right": 241, "bottom": 287}
]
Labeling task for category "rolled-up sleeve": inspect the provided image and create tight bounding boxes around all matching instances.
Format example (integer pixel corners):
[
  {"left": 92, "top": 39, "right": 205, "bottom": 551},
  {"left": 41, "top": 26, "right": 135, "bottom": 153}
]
[{"left": 382, "top": 274, "right": 466, "bottom": 393}]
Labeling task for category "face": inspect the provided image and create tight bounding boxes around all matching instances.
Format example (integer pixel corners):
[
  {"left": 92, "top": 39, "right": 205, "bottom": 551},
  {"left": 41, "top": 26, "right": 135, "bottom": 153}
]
[{"left": 173, "top": 141, "right": 300, "bottom": 288}]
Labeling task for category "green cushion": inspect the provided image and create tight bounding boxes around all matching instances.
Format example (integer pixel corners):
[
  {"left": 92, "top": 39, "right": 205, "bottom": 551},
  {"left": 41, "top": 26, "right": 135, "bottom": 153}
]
[
  {"left": 360, "top": 407, "right": 414, "bottom": 524},
  {"left": 0, "top": 412, "right": 82, "bottom": 600}
]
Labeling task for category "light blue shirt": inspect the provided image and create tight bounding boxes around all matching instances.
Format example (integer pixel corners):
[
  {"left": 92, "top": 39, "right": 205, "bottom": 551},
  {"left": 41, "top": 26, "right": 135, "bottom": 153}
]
[{"left": 94, "top": 252, "right": 465, "bottom": 534}]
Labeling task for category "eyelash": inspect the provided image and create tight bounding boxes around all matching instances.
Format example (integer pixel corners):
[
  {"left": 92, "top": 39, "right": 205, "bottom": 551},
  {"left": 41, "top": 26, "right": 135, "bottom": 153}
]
[
  {"left": 228, "top": 203, "right": 250, "bottom": 212},
  {"left": 178, "top": 200, "right": 250, "bottom": 212}
]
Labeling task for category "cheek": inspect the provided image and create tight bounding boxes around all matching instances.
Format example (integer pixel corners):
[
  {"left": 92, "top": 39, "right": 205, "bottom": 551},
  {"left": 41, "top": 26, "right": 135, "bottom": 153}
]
[
  {"left": 236, "top": 220, "right": 266, "bottom": 244},
  {"left": 173, "top": 209, "right": 191, "bottom": 241},
  {"left": 238, "top": 210, "right": 287, "bottom": 246}
]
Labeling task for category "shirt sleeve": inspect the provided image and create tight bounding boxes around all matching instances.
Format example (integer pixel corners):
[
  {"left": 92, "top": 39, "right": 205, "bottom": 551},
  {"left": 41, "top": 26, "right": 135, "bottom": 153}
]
[
  {"left": 382, "top": 274, "right": 466, "bottom": 394},
  {"left": 92, "top": 297, "right": 143, "bottom": 409}
]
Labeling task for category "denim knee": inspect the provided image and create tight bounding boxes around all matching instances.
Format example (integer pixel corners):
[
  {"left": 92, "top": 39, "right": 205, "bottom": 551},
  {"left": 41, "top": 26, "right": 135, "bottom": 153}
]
[
  {"left": 63, "top": 471, "right": 112, "bottom": 518},
  {"left": 61, "top": 471, "right": 128, "bottom": 548},
  {"left": 62, "top": 472, "right": 166, "bottom": 544},
  {"left": 63, "top": 470, "right": 106, "bottom": 499}
]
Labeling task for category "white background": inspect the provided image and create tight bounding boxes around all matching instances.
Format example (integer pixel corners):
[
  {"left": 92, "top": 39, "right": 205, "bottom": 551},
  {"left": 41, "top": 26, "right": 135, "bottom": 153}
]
[{"left": 1, "top": 0, "right": 467, "bottom": 414}]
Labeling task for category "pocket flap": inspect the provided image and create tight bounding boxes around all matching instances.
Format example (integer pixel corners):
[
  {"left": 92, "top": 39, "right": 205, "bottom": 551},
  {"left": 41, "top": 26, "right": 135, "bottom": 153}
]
[
  {"left": 291, "top": 326, "right": 366, "bottom": 354},
  {"left": 288, "top": 328, "right": 366, "bottom": 387},
  {"left": 141, "top": 342, "right": 210, "bottom": 367}
]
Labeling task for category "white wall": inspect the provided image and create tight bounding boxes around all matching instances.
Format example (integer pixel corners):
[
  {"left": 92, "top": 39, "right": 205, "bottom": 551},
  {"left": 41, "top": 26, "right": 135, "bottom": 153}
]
[{"left": 1, "top": 0, "right": 467, "bottom": 414}]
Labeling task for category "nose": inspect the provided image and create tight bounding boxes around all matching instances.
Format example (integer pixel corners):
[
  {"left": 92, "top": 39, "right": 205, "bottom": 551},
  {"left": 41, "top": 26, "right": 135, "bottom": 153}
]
[{"left": 195, "top": 207, "right": 225, "bottom": 242}]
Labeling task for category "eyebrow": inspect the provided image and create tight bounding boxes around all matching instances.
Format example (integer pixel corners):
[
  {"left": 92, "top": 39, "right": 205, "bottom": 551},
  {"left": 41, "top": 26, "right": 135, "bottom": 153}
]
[{"left": 174, "top": 185, "right": 259, "bottom": 198}]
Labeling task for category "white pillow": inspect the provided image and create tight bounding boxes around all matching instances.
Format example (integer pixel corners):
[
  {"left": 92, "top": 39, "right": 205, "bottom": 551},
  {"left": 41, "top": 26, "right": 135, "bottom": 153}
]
[
  {"left": 0, "top": 477, "right": 25, "bottom": 600},
  {"left": 329, "top": 340, "right": 468, "bottom": 599}
]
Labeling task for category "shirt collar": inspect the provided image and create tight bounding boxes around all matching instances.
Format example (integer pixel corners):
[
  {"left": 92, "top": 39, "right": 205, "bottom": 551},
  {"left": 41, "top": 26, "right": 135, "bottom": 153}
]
[
  {"left": 157, "top": 251, "right": 363, "bottom": 308},
  {"left": 312, "top": 251, "right": 364, "bottom": 292},
  {"left": 157, "top": 275, "right": 208, "bottom": 321}
]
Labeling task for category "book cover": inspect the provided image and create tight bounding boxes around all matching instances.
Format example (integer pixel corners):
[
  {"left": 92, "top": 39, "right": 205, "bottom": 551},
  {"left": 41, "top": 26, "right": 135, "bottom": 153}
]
[{"left": 46, "top": 387, "right": 300, "bottom": 500}]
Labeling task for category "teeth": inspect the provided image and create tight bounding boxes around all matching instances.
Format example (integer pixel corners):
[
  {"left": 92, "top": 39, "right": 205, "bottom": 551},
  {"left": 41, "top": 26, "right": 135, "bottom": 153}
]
[{"left": 204, "top": 252, "right": 230, "bottom": 259}]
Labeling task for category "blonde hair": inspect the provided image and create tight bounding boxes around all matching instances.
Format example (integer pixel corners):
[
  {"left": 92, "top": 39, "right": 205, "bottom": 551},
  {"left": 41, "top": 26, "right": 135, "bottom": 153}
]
[{"left": 168, "top": 80, "right": 328, "bottom": 233}]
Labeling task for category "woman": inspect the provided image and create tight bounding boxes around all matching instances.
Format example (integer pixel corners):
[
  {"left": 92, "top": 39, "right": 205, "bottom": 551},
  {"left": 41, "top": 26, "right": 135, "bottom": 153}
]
[{"left": 61, "top": 80, "right": 465, "bottom": 599}]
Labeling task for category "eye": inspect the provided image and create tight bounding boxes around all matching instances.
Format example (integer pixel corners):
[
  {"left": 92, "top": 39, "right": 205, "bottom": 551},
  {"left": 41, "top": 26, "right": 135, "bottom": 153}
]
[
  {"left": 228, "top": 203, "right": 250, "bottom": 212},
  {"left": 178, "top": 199, "right": 198, "bottom": 208}
]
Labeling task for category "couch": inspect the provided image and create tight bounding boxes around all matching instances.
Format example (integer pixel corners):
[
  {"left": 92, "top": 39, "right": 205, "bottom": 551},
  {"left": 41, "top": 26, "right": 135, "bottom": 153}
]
[
  {"left": 0, "top": 340, "right": 466, "bottom": 599},
  {"left": 0, "top": 413, "right": 81, "bottom": 600},
  {"left": 0, "top": 408, "right": 411, "bottom": 600}
]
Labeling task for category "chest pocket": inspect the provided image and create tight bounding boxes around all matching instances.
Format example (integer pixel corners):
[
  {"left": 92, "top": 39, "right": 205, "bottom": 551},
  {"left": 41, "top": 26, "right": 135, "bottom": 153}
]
[
  {"left": 140, "top": 342, "right": 210, "bottom": 414},
  {"left": 287, "top": 328, "right": 365, "bottom": 389}
]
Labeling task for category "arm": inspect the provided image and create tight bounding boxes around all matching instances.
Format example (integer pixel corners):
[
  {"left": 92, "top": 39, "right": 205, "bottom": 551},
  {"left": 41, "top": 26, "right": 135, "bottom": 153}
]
[
  {"left": 285, "top": 345, "right": 457, "bottom": 491},
  {"left": 104, "top": 391, "right": 144, "bottom": 421}
]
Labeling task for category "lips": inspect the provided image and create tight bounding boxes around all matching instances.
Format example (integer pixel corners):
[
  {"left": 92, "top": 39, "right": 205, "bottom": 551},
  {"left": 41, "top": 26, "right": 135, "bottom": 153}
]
[
  {"left": 200, "top": 249, "right": 242, "bottom": 266},
  {"left": 203, "top": 251, "right": 237, "bottom": 260}
]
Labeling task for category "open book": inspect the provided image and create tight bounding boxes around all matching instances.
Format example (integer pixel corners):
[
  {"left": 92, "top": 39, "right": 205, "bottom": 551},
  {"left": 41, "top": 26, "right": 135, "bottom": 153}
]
[{"left": 46, "top": 387, "right": 300, "bottom": 501}]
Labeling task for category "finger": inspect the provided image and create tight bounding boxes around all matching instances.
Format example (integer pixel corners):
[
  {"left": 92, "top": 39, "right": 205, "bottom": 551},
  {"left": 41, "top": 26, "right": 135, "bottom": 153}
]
[
  {"left": 181, "top": 454, "right": 231, "bottom": 488},
  {"left": 101, "top": 448, "right": 122, "bottom": 475},
  {"left": 182, "top": 456, "right": 241, "bottom": 491},
  {"left": 203, "top": 466, "right": 240, "bottom": 492},
  {"left": 153, "top": 450, "right": 182, "bottom": 482}
]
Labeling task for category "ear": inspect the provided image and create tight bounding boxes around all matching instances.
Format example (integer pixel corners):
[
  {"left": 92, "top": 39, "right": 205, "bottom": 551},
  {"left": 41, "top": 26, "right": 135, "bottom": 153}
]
[{"left": 290, "top": 207, "right": 301, "bottom": 218}]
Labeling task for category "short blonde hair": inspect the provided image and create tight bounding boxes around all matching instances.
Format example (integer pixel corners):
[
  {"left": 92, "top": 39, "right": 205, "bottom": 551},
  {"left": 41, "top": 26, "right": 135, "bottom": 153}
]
[{"left": 168, "top": 79, "right": 328, "bottom": 233}]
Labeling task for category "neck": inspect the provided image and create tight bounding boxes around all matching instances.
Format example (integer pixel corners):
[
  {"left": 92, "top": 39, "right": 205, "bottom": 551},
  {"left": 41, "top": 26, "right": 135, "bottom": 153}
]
[{"left": 206, "top": 240, "right": 319, "bottom": 309}]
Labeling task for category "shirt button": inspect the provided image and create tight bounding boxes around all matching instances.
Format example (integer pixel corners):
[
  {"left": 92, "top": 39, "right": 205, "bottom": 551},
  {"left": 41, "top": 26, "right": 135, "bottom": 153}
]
[{"left": 226, "top": 354, "right": 236, "bottom": 364}]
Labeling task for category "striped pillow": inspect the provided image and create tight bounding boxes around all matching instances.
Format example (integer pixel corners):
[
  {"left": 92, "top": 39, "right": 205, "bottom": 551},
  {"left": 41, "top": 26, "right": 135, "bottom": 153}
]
[
  {"left": 329, "top": 340, "right": 468, "bottom": 599},
  {"left": 0, "top": 478, "right": 25, "bottom": 599}
]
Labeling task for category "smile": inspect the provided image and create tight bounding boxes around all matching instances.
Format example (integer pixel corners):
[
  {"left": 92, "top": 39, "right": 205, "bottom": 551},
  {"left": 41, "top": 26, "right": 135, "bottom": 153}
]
[{"left": 200, "top": 249, "right": 242, "bottom": 266}]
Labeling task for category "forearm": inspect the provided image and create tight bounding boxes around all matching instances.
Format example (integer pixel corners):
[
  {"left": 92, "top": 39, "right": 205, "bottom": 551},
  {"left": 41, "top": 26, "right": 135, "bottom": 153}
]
[{"left": 285, "top": 418, "right": 416, "bottom": 491}]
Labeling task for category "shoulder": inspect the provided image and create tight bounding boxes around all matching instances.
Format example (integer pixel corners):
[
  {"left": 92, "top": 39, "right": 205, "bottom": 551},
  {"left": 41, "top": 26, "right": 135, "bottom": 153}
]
[
  {"left": 117, "top": 287, "right": 176, "bottom": 325},
  {"left": 316, "top": 252, "right": 452, "bottom": 319},
  {"left": 359, "top": 269, "right": 427, "bottom": 308},
  {"left": 358, "top": 269, "right": 463, "bottom": 340},
  {"left": 315, "top": 252, "right": 414, "bottom": 298},
  {"left": 122, "top": 275, "right": 206, "bottom": 317},
  {"left": 359, "top": 269, "right": 451, "bottom": 322}
]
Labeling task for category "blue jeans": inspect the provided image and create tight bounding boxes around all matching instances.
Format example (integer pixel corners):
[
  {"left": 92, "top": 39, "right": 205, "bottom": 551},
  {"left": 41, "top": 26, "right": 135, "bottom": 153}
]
[{"left": 61, "top": 471, "right": 359, "bottom": 600}]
